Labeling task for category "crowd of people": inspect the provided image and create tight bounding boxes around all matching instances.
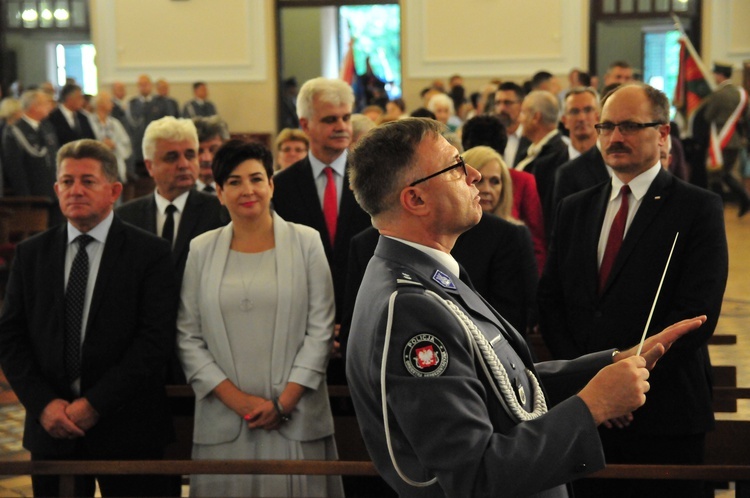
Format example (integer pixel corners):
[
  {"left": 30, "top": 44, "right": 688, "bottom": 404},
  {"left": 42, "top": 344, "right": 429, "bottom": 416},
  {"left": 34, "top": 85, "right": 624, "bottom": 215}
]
[{"left": 0, "top": 58, "right": 744, "bottom": 497}]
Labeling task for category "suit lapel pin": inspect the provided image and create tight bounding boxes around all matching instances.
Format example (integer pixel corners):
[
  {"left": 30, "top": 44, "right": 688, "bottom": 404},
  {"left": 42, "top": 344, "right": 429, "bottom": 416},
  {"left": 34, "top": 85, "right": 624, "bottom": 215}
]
[
  {"left": 654, "top": 196, "right": 661, "bottom": 200},
  {"left": 432, "top": 270, "right": 456, "bottom": 290}
]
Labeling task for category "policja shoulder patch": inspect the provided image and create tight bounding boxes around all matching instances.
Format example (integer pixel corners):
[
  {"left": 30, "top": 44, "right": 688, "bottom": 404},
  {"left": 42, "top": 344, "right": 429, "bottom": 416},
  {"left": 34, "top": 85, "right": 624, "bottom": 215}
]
[{"left": 403, "top": 333, "right": 449, "bottom": 377}]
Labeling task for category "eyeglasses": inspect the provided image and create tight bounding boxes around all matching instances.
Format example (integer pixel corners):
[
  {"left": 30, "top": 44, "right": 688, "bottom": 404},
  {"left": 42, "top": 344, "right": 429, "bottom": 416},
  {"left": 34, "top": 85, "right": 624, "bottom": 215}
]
[
  {"left": 566, "top": 106, "right": 597, "bottom": 117},
  {"left": 594, "top": 121, "right": 665, "bottom": 136},
  {"left": 409, "top": 157, "right": 467, "bottom": 187}
]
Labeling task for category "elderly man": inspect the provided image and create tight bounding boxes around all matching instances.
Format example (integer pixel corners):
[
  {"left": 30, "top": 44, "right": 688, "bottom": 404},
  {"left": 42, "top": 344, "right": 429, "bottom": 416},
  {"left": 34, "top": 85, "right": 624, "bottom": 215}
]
[
  {"left": 345, "top": 117, "right": 704, "bottom": 498},
  {"left": 2, "top": 89, "right": 61, "bottom": 222},
  {"left": 493, "top": 82, "right": 529, "bottom": 166},
  {"left": 538, "top": 83, "right": 728, "bottom": 498},
  {"left": 45, "top": 83, "right": 96, "bottom": 147},
  {"left": 0, "top": 139, "right": 177, "bottom": 497},
  {"left": 182, "top": 81, "right": 217, "bottom": 118},
  {"left": 117, "top": 116, "right": 225, "bottom": 287},
  {"left": 192, "top": 115, "right": 229, "bottom": 193},
  {"left": 117, "top": 117, "right": 225, "bottom": 386},
  {"left": 272, "top": 77, "right": 371, "bottom": 373},
  {"left": 515, "top": 90, "right": 569, "bottom": 239}
]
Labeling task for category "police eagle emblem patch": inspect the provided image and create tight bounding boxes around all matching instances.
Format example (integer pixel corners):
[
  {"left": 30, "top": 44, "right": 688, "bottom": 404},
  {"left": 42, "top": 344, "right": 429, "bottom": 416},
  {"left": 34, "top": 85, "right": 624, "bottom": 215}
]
[{"left": 403, "top": 334, "right": 449, "bottom": 377}]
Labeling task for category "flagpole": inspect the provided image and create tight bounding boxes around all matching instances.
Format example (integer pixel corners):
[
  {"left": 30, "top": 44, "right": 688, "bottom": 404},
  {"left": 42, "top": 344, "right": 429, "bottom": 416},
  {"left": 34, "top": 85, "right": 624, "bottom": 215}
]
[{"left": 671, "top": 13, "right": 716, "bottom": 91}]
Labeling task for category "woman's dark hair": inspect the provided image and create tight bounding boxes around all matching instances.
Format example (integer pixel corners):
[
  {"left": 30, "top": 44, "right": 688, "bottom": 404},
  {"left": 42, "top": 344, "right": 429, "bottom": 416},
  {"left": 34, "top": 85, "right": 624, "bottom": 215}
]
[{"left": 212, "top": 139, "right": 274, "bottom": 187}]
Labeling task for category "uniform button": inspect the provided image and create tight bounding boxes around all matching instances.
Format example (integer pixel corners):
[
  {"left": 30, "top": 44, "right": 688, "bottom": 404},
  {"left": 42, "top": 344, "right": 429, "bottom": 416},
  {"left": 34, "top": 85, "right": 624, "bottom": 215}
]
[{"left": 575, "top": 463, "right": 587, "bottom": 473}]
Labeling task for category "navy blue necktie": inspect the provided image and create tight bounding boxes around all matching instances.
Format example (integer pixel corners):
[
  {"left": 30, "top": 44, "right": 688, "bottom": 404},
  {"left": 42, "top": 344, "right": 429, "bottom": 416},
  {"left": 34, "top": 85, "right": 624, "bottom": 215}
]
[{"left": 65, "top": 234, "right": 93, "bottom": 383}]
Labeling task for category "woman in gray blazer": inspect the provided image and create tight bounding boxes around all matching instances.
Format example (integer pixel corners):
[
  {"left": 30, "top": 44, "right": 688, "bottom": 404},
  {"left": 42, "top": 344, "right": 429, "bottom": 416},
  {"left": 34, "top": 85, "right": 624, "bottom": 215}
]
[{"left": 177, "top": 140, "right": 344, "bottom": 497}]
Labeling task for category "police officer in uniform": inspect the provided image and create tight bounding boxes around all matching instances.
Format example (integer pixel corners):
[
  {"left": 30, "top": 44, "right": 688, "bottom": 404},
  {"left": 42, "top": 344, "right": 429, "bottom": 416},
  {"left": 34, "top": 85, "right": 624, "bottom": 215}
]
[{"left": 345, "top": 118, "right": 706, "bottom": 498}]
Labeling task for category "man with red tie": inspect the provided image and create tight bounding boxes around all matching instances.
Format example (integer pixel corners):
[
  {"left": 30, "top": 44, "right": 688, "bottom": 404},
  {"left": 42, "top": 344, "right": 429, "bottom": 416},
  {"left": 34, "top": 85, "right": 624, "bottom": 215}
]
[
  {"left": 272, "top": 77, "right": 371, "bottom": 370},
  {"left": 538, "top": 83, "right": 728, "bottom": 498}
]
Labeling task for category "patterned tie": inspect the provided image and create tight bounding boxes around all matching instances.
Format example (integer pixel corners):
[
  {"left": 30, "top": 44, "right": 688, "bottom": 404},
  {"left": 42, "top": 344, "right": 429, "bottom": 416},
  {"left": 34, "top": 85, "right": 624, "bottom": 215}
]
[
  {"left": 162, "top": 204, "right": 177, "bottom": 247},
  {"left": 323, "top": 167, "right": 338, "bottom": 247},
  {"left": 65, "top": 234, "right": 94, "bottom": 383},
  {"left": 599, "top": 185, "right": 631, "bottom": 294}
]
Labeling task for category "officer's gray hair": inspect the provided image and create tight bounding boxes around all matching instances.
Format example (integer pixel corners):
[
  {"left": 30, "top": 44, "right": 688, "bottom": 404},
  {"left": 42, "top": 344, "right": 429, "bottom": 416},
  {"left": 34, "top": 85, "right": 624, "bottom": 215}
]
[{"left": 350, "top": 118, "right": 446, "bottom": 217}]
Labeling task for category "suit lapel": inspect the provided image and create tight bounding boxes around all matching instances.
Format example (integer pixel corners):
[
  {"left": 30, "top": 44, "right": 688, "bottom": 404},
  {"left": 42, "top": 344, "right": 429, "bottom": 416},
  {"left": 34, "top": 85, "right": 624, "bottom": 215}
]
[
  {"left": 334, "top": 165, "right": 357, "bottom": 248},
  {"left": 174, "top": 190, "right": 200, "bottom": 258},
  {"left": 51, "top": 226, "right": 68, "bottom": 355},
  {"left": 602, "top": 169, "right": 672, "bottom": 295},
  {"left": 297, "top": 159, "right": 331, "bottom": 253},
  {"left": 144, "top": 196, "right": 158, "bottom": 234},
  {"left": 588, "top": 184, "right": 612, "bottom": 299}
]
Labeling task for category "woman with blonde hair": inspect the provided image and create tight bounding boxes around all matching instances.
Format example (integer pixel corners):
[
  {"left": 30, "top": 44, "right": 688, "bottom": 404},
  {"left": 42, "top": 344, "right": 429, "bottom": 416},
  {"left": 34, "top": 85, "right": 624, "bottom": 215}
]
[
  {"left": 460, "top": 145, "right": 539, "bottom": 337},
  {"left": 462, "top": 145, "right": 517, "bottom": 221}
]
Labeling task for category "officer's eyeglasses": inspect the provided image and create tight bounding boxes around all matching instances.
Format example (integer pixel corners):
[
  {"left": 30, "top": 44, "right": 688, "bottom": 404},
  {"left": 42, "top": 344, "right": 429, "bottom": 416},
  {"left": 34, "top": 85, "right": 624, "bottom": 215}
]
[
  {"left": 594, "top": 121, "right": 665, "bottom": 136},
  {"left": 409, "top": 157, "right": 467, "bottom": 187}
]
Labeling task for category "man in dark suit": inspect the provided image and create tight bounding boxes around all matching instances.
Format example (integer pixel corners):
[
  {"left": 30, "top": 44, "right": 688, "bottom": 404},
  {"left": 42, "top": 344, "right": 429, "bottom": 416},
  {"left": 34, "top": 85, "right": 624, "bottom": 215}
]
[
  {"left": 345, "top": 117, "right": 704, "bottom": 497},
  {"left": 538, "top": 83, "right": 728, "bottom": 498},
  {"left": 515, "top": 90, "right": 569, "bottom": 240},
  {"left": 0, "top": 139, "right": 177, "bottom": 497},
  {"left": 117, "top": 116, "right": 225, "bottom": 288},
  {"left": 494, "top": 81, "right": 530, "bottom": 166},
  {"left": 272, "top": 77, "right": 372, "bottom": 372},
  {"left": 45, "top": 83, "right": 96, "bottom": 148}
]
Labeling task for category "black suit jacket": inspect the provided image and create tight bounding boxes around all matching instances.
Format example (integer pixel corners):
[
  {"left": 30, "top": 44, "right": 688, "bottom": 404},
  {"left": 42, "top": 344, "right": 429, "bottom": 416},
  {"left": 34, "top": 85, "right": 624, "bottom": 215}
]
[
  {"left": 523, "top": 133, "right": 569, "bottom": 241},
  {"left": 342, "top": 214, "right": 538, "bottom": 352},
  {"left": 272, "top": 156, "right": 372, "bottom": 322},
  {"left": 116, "top": 189, "right": 226, "bottom": 288},
  {"left": 552, "top": 146, "right": 609, "bottom": 217},
  {"left": 538, "top": 168, "right": 728, "bottom": 435},
  {"left": 0, "top": 216, "right": 177, "bottom": 455},
  {"left": 512, "top": 135, "right": 532, "bottom": 167},
  {"left": 45, "top": 107, "right": 96, "bottom": 147}
]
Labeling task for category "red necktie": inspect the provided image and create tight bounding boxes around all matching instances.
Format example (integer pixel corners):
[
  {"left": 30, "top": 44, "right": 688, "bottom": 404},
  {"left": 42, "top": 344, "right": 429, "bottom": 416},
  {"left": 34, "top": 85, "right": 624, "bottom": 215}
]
[
  {"left": 599, "top": 185, "right": 631, "bottom": 294},
  {"left": 323, "top": 167, "right": 337, "bottom": 247}
]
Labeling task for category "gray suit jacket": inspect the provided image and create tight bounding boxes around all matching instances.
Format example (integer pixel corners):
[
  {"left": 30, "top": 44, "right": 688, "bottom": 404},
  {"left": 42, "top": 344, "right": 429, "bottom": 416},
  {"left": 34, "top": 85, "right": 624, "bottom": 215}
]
[
  {"left": 347, "top": 236, "right": 612, "bottom": 498},
  {"left": 177, "top": 213, "right": 336, "bottom": 443}
]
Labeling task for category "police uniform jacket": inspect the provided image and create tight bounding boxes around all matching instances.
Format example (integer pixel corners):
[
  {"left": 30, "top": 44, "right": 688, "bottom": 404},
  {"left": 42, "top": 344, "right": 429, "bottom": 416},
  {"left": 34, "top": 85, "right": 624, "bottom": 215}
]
[{"left": 347, "top": 236, "right": 613, "bottom": 498}]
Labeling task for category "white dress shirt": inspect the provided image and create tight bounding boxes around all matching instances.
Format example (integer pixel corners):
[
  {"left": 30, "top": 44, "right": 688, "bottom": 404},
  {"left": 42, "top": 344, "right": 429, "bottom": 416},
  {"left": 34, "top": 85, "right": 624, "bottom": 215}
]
[
  {"left": 597, "top": 162, "right": 662, "bottom": 267},
  {"left": 65, "top": 210, "right": 114, "bottom": 393}
]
